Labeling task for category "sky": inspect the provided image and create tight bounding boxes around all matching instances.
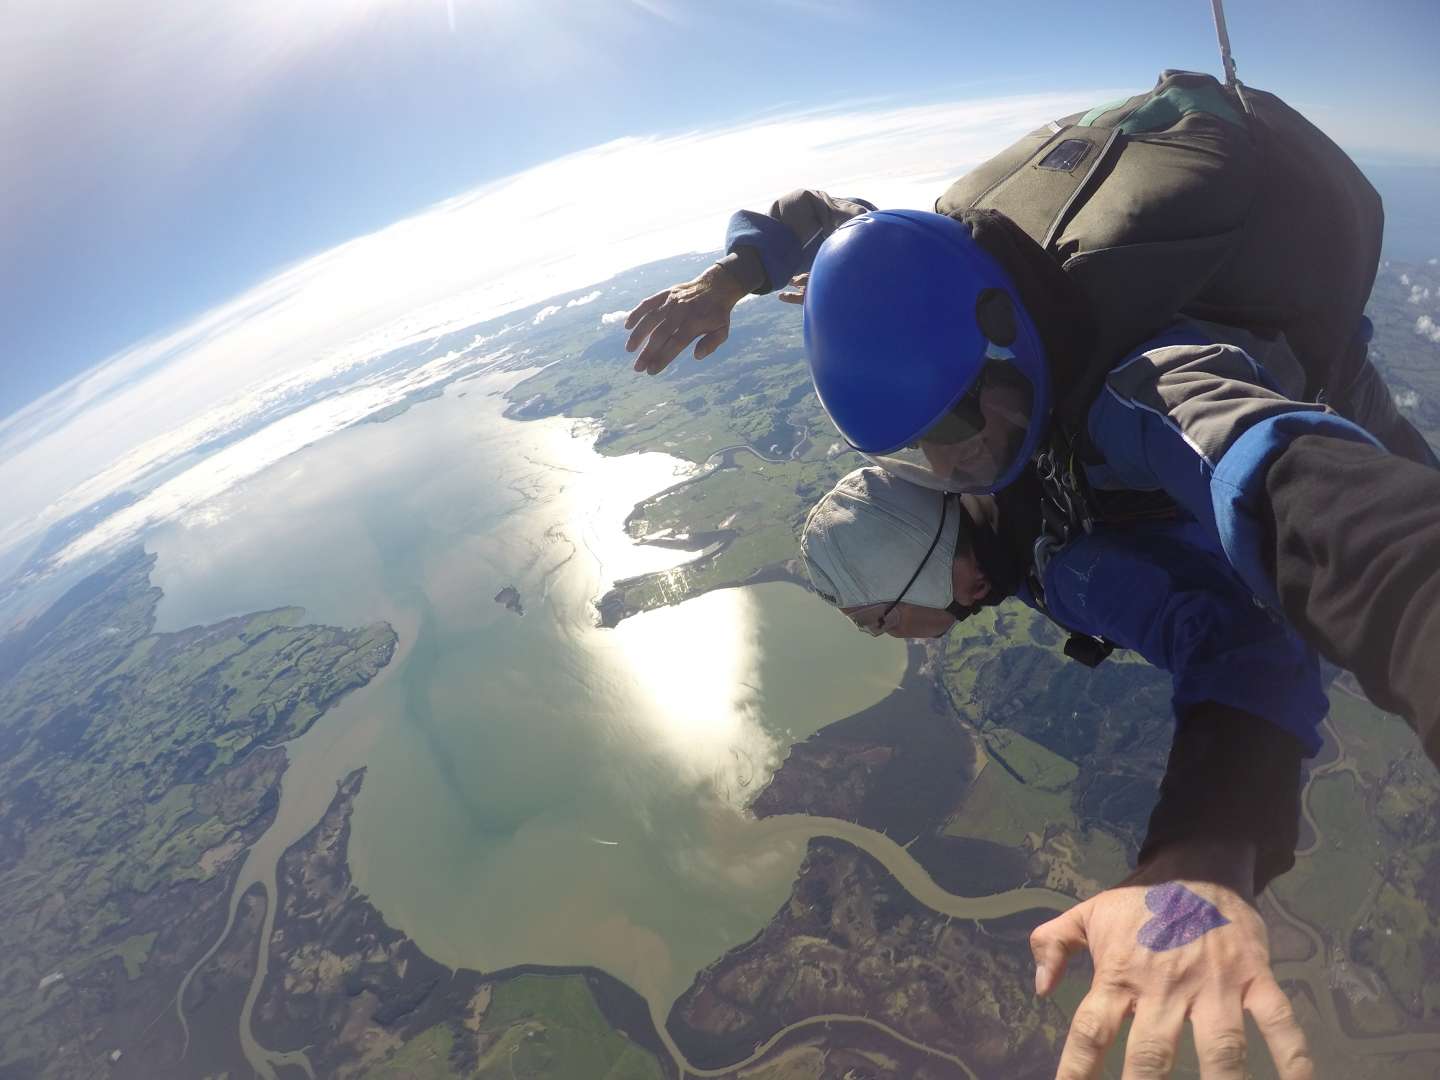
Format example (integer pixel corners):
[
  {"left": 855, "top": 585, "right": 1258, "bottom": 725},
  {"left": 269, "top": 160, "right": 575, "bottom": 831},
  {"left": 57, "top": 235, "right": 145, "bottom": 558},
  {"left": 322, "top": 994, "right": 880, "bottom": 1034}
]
[
  {"left": 4, "top": 0, "right": 1438, "bottom": 419},
  {"left": 1, "top": 0, "right": 1438, "bottom": 575}
]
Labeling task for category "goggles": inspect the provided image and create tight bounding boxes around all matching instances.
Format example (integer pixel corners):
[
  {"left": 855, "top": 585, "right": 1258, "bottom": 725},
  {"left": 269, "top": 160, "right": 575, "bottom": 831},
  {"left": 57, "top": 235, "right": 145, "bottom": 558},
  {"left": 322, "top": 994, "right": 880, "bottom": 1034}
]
[{"left": 862, "top": 348, "right": 1036, "bottom": 494}]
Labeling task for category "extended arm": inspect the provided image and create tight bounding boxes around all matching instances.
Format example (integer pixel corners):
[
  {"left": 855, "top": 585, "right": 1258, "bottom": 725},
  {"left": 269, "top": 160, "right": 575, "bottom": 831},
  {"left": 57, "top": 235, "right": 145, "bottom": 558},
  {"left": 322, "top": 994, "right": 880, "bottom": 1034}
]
[
  {"left": 1084, "top": 330, "right": 1440, "bottom": 745},
  {"left": 721, "top": 189, "right": 876, "bottom": 294},
  {"left": 1264, "top": 434, "right": 1440, "bottom": 757},
  {"left": 625, "top": 190, "right": 872, "bottom": 374},
  {"left": 1031, "top": 530, "right": 1314, "bottom": 1078}
]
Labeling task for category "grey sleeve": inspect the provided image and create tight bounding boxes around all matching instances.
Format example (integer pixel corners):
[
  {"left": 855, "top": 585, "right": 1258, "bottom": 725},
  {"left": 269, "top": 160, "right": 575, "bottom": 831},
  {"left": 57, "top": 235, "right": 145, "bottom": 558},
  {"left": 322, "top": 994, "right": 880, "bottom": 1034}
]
[
  {"left": 768, "top": 189, "right": 875, "bottom": 249},
  {"left": 1102, "top": 337, "right": 1329, "bottom": 469}
]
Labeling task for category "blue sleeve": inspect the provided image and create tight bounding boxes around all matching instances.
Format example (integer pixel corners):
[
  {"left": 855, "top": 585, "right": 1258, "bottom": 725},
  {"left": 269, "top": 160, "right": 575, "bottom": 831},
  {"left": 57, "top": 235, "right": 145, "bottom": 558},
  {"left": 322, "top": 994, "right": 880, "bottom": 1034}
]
[
  {"left": 1085, "top": 336, "right": 1383, "bottom": 607},
  {"left": 724, "top": 196, "right": 876, "bottom": 294},
  {"left": 1042, "top": 522, "right": 1328, "bottom": 753}
]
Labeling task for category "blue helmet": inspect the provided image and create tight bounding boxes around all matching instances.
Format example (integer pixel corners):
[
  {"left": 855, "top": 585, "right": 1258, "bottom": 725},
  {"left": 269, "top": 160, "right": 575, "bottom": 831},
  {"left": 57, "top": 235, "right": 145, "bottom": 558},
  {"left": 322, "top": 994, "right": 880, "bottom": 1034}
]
[{"left": 803, "top": 209, "right": 1051, "bottom": 494}]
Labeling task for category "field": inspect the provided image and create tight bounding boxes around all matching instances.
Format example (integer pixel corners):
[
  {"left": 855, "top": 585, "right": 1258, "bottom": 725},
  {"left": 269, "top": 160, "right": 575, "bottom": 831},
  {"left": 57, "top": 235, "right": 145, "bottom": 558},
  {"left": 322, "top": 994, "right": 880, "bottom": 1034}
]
[{"left": 472, "top": 975, "right": 667, "bottom": 1080}]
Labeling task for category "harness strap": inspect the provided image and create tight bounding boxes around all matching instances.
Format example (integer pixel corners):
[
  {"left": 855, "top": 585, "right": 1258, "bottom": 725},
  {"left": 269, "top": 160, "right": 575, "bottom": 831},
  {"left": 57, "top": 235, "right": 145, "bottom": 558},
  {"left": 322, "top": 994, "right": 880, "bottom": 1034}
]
[{"left": 1209, "top": 0, "right": 1240, "bottom": 88}]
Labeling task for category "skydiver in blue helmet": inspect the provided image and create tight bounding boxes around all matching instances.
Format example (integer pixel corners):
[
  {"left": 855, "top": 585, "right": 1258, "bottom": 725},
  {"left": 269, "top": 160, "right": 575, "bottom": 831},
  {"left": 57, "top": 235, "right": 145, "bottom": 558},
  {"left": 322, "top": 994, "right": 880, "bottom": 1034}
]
[{"left": 623, "top": 70, "right": 1440, "bottom": 765}]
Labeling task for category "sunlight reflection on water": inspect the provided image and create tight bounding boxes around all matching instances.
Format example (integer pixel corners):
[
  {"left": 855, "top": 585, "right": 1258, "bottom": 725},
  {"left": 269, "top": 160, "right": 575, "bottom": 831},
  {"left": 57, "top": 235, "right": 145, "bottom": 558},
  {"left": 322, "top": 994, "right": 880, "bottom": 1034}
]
[{"left": 143, "top": 372, "right": 905, "bottom": 1008}]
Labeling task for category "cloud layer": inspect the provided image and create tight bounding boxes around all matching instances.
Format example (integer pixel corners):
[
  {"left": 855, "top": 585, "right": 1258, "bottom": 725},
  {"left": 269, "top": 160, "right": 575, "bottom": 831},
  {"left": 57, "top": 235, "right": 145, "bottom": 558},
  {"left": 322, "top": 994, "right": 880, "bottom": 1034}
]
[{"left": 0, "top": 89, "right": 1103, "bottom": 568}]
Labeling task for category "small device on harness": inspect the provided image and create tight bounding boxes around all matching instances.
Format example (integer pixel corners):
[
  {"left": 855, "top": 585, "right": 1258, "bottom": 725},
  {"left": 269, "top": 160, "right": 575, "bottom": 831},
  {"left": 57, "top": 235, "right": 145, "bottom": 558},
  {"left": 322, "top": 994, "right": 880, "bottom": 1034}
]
[
  {"left": 1026, "top": 430, "right": 1188, "bottom": 668},
  {"left": 1026, "top": 441, "right": 1115, "bottom": 668}
]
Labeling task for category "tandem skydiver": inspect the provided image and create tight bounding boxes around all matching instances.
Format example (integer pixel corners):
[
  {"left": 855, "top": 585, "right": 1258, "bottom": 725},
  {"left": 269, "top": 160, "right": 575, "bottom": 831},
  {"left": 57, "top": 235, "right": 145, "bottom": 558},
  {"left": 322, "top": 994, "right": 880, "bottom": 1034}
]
[
  {"left": 799, "top": 463, "right": 1321, "bottom": 1079},
  {"left": 623, "top": 70, "right": 1440, "bottom": 758}
]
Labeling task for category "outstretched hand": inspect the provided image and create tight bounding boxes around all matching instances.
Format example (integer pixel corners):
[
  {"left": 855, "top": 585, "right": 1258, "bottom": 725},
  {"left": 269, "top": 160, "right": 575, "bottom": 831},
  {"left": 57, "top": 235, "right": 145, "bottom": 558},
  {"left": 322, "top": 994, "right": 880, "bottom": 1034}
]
[
  {"left": 1030, "top": 843, "right": 1313, "bottom": 1079},
  {"left": 624, "top": 263, "right": 749, "bottom": 375}
]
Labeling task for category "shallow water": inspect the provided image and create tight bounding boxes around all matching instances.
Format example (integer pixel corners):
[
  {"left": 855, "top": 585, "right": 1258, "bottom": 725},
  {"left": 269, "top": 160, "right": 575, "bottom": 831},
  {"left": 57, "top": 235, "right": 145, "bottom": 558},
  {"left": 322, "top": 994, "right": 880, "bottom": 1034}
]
[{"left": 149, "top": 373, "right": 907, "bottom": 1016}]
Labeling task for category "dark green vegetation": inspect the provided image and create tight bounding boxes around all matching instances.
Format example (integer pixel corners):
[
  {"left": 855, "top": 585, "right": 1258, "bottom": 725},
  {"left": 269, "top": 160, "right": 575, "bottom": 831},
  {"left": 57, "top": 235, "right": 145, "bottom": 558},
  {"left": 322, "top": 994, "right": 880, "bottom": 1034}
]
[
  {"left": 255, "top": 769, "right": 672, "bottom": 1080},
  {"left": 1274, "top": 688, "right": 1440, "bottom": 1033},
  {"left": 938, "top": 602, "right": 1170, "bottom": 898},
  {"left": 0, "top": 548, "right": 395, "bottom": 1076},
  {"left": 667, "top": 836, "right": 1065, "bottom": 1078}
]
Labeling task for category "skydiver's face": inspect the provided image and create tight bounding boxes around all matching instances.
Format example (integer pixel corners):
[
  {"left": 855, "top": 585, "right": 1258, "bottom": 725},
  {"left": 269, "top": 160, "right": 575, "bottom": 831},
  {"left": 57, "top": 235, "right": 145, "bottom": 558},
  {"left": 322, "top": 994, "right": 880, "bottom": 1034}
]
[
  {"left": 841, "top": 549, "right": 992, "bottom": 639},
  {"left": 918, "top": 380, "right": 1031, "bottom": 490}
]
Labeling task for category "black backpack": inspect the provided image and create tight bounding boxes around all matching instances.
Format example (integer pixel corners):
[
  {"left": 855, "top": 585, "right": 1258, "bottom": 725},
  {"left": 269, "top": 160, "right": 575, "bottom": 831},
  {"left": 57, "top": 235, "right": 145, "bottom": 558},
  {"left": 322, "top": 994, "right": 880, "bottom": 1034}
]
[{"left": 935, "top": 69, "right": 1384, "bottom": 433}]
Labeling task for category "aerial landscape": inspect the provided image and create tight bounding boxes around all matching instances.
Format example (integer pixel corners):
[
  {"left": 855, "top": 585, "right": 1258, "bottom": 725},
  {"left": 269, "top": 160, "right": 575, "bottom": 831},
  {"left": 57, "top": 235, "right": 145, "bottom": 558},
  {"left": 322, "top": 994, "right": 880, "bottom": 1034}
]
[
  {"left": 1, "top": 243, "right": 1438, "bottom": 1078},
  {"left": 7, "top": 0, "right": 1440, "bottom": 1074}
]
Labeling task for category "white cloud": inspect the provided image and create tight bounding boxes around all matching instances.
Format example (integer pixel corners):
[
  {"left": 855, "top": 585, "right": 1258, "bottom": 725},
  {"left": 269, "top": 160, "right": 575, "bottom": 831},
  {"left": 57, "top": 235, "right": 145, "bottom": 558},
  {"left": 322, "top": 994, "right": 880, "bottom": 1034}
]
[
  {"left": 1431, "top": 258, "right": 1438, "bottom": 266},
  {"left": 532, "top": 305, "right": 562, "bottom": 325},
  {"left": 567, "top": 290, "right": 603, "bottom": 308},
  {"left": 0, "top": 88, "right": 1109, "bottom": 564},
  {"left": 1416, "top": 315, "right": 1440, "bottom": 343},
  {"left": 1409, "top": 285, "right": 1432, "bottom": 303},
  {"left": 1395, "top": 389, "right": 1421, "bottom": 409},
  {"left": 600, "top": 310, "right": 630, "bottom": 326},
  {"left": 1401, "top": 273, "right": 1412, "bottom": 286}
]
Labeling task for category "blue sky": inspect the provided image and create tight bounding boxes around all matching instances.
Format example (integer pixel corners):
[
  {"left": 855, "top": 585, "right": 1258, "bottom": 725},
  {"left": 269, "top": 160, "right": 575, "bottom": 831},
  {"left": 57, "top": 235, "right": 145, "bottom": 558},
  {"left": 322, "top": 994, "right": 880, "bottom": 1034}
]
[{"left": 3, "top": 0, "right": 1438, "bottom": 421}]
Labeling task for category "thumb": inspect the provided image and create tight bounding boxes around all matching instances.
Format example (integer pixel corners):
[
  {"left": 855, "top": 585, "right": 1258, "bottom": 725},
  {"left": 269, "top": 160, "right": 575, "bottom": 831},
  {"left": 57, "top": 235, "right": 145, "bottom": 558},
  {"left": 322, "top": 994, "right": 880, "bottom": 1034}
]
[{"left": 1030, "top": 902, "right": 1088, "bottom": 998}]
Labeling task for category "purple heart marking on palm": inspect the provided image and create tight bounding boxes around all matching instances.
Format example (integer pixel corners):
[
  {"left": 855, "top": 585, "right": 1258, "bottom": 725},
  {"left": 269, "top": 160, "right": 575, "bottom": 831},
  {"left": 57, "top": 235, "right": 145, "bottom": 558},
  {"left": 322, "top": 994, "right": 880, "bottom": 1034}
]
[{"left": 1136, "top": 883, "right": 1229, "bottom": 952}]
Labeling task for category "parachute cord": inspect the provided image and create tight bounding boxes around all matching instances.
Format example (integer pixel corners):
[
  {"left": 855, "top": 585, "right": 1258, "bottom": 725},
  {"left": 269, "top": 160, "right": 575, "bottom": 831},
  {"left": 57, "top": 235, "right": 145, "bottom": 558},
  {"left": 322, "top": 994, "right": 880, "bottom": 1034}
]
[
  {"left": 1209, "top": 0, "right": 1255, "bottom": 116},
  {"left": 1209, "top": 0, "right": 1240, "bottom": 88}
]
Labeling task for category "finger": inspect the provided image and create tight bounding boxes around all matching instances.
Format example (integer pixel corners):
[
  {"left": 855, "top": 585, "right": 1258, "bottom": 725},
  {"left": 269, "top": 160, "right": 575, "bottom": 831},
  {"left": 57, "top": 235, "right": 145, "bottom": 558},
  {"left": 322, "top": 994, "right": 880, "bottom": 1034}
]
[
  {"left": 1188, "top": 994, "right": 1248, "bottom": 1079},
  {"left": 1031, "top": 903, "right": 1087, "bottom": 998},
  {"left": 1244, "top": 978, "right": 1314, "bottom": 1080},
  {"left": 631, "top": 320, "right": 679, "bottom": 372},
  {"left": 1056, "top": 990, "right": 1130, "bottom": 1080},
  {"left": 1120, "top": 1001, "right": 1185, "bottom": 1079},
  {"left": 625, "top": 305, "right": 668, "bottom": 356},
  {"left": 693, "top": 327, "right": 729, "bottom": 361},
  {"left": 777, "top": 290, "right": 804, "bottom": 305},
  {"left": 636, "top": 326, "right": 690, "bottom": 376},
  {"left": 624, "top": 290, "right": 668, "bottom": 333}
]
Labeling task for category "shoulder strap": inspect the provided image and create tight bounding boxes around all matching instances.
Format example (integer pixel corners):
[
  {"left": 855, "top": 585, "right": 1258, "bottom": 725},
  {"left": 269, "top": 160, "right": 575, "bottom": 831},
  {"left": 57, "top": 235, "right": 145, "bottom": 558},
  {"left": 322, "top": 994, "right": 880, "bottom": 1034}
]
[{"left": 958, "top": 125, "right": 1125, "bottom": 254}]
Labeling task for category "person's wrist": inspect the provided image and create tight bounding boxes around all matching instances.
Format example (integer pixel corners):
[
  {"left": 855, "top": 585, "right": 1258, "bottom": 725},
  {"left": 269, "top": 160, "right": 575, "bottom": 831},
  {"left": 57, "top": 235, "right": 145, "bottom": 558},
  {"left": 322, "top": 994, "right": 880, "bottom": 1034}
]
[
  {"left": 1130, "top": 838, "right": 1258, "bottom": 901},
  {"left": 705, "top": 256, "right": 754, "bottom": 301}
]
